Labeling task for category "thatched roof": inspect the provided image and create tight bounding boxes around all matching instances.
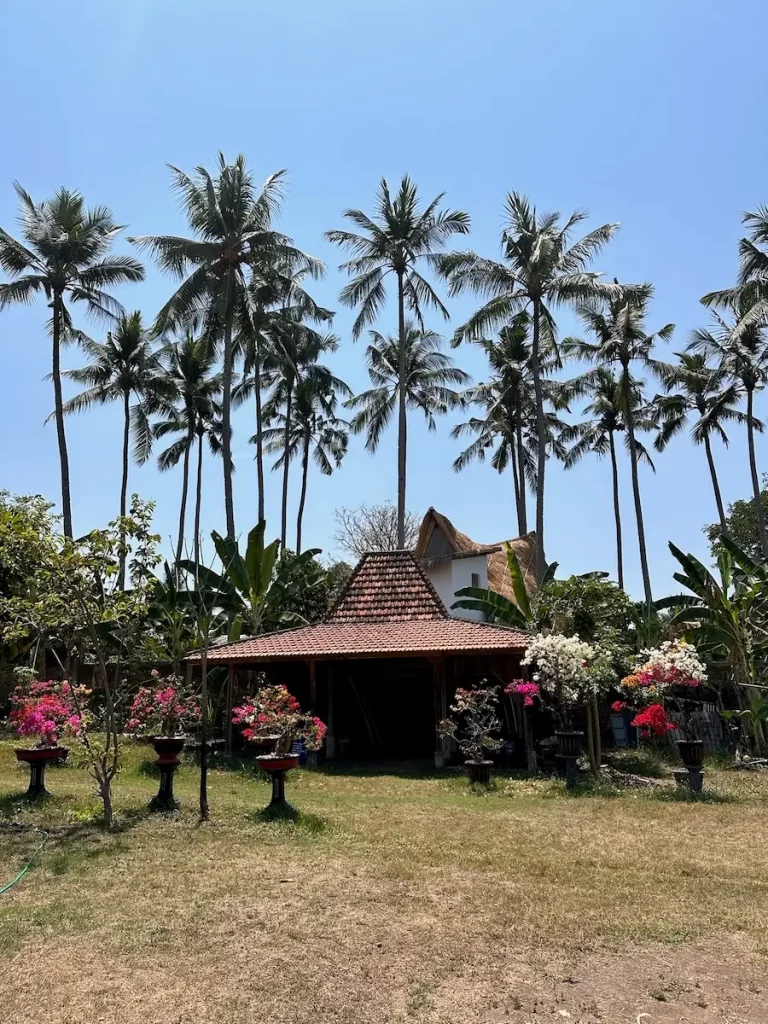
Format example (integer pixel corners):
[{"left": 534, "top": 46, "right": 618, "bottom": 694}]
[{"left": 414, "top": 508, "right": 537, "bottom": 605}]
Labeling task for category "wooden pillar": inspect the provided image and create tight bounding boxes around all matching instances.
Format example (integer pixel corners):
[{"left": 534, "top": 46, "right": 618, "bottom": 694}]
[
  {"left": 432, "top": 658, "right": 447, "bottom": 767},
  {"left": 308, "top": 659, "right": 317, "bottom": 708},
  {"left": 225, "top": 664, "right": 235, "bottom": 755},
  {"left": 326, "top": 663, "right": 335, "bottom": 759}
]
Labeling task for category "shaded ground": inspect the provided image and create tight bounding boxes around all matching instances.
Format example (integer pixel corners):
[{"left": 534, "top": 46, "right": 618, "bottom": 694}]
[{"left": 1, "top": 742, "right": 767, "bottom": 1023}]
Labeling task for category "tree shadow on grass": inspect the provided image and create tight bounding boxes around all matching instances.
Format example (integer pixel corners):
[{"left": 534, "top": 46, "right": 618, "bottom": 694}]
[
  {"left": 251, "top": 803, "right": 328, "bottom": 834},
  {"left": 311, "top": 759, "right": 455, "bottom": 781}
]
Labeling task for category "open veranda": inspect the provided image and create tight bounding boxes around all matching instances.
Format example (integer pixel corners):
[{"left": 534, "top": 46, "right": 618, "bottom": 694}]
[{"left": 2, "top": 740, "right": 768, "bottom": 1024}]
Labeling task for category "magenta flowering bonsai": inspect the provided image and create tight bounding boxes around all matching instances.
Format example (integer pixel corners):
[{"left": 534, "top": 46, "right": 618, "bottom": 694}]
[{"left": 127, "top": 672, "right": 201, "bottom": 738}]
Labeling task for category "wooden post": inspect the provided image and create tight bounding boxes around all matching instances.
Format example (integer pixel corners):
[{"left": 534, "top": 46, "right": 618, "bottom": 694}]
[
  {"left": 432, "top": 658, "right": 446, "bottom": 767},
  {"left": 326, "top": 663, "right": 335, "bottom": 759},
  {"left": 225, "top": 664, "right": 235, "bottom": 755},
  {"left": 309, "top": 659, "right": 317, "bottom": 708}
]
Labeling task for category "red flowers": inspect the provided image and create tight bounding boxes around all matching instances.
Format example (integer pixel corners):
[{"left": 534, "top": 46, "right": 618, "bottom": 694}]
[
  {"left": 505, "top": 679, "right": 540, "bottom": 707},
  {"left": 10, "top": 680, "right": 82, "bottom": 747},
  {"left": 127, "top": 676, "right": 200, "bottom": 737},
  {"left": 233, "top": 684, "right": 326, "bottom": 752},
  {"left": 611, "top": 700, "right": 628, "bottom": 713},
  {"left": 631, "top": 703, "right": 675, "bottom": 738}
]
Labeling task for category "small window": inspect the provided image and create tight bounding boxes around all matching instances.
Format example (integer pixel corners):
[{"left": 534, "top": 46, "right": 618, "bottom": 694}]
[{"left": 471, "top": 572, "right": 480, "bottom": 588}]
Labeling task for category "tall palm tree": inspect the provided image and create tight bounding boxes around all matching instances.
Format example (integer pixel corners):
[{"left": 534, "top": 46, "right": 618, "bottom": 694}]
[
  {"left": 233, "top": 259, "right": 333, "bottom": 520},
  {"left": 439, "top": 194, "right": 619, "bottom": 581},
  {"left": 61, "top": 312, "right": 168, "bottom": 587},
  {"left": 130, "top": 155, "right": 323, "bottom": 539},
  {"left": 0, "top": 184, "right": 144, "bottom": 536},
  {"left": 263, "top": 377, "right": 349, "bottom": 553},
  {"left": 346, "top": 324, "right": 470, "bottom": 517},
  {"left": 655, "top": 352, "right": 749, "bottom": 533},
  {"left": 688, "top": 305, "right": 768, "bottom": 556},
  {"left": 326, "top": 175, "right": 470, "bottom": 546},
  {"left": 262, "top": 328, "right": 350, "bottom": 549},
  {"left": 153, "top": 331, "right": 224, "bottom": 569},
  {"left": 562, "top": 368, "right": 655, "bottom": 589},
  {"left": 564, "top": 284, "right": 673, "bottom": 603}
]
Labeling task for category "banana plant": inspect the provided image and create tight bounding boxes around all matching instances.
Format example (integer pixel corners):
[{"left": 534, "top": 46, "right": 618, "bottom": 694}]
[
  {"left": 178, "top": 520, "right": 323, "bottom": 642},
  {"left": 451, "top": 543, "right": 543, "bottom": 627}
]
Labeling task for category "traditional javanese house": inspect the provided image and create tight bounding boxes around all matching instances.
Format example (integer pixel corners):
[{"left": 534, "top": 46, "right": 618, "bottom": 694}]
[{"left": 192, "top": 549, "right": 529, "bottom": 763}]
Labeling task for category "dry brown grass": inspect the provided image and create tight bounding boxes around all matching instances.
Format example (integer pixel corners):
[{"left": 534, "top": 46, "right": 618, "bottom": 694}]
[{"left": 1, "top": 741, "right": 768, "bottom": 1023}]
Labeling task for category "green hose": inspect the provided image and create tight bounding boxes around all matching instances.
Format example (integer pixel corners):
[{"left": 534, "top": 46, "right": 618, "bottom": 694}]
[{"left": 0, "top": 830, "right": 48, "bottom": 895}]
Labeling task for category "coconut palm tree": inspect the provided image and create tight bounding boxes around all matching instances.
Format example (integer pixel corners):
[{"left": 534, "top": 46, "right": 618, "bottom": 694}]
[
  {"left": 61, "top": 312, "right": 168, "bottom": 587},
  {"left": 263, "top": 377, "right": 349, "bottom": 553},
  {"left": 0, "top": 184, "right": 144, "bottom": 536},
  {"left": 326, "top": 175, "right": 470, "bottom": 546},
  {"left": 262, "top": 328, "right": 350, "bottom": 549},
  {"left": 130, "top": 154, "right": 323, "bottom": 539},
  {"left": 439, "top": 194, "right": 619, "bottom": 582},
  {"left": 563, "top": 284, "right": 673, "bottom": 603},
  {"left": 153, "top": 331, "right": 224, "bottom": 569},
  {"left": 562, "top": 368, "right": 656, "bottom": 589},
  {"left": 232, "top": 258, "right": 333, "bottom": 520},
  {"left": 654, "top": 351, "right": 750, "bottom": 533},
  {"left": 688, "top": 304, "right": 768, "bottom": 556},
  {"left": 346, "top": 324, "right": 470, "bottom": 516}
]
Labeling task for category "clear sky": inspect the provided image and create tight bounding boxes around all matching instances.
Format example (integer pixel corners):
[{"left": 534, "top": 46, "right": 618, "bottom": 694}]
[{"left": 1, "top": 0, "right": 767, "bottom": 597}]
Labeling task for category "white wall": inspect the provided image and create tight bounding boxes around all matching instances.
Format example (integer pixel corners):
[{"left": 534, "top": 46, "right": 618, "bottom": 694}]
[{"left": 425, "top": 556, "right": 489, "bottom": 621}]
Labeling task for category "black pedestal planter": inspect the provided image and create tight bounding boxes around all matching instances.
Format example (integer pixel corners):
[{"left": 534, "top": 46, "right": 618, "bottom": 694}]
[
  {"left": 677, "top": 740, "right": 704, "bottom": 768},
  {"left": 257, "top": 754, "right": 300, "bottom": 809},
  {"left": 149, "top": 737, "right": 185, "bottom": 811},
  {"left": 555, "top": 731, "right": 584, "bottom": 789},
  {"left": 464, "top": 760, "right": 493, "bottom": 784},
  {"left": 15, "top": 747, "right": 68, "bottom": 799}
]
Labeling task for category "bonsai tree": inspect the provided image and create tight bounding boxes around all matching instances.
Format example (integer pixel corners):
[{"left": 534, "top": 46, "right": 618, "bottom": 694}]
[
  {"left": 232, "top": 682, "right": 326, "bottom": 755},
  {"left": 10, "top": 678, "right": 82, "bottom": 748},
  {"left": 620, "top": 638, "right": 707, "bottom": 741},
  {"left": 439, "top": 684, "right": 502, "bottom": 764},
  {"left": 126, "top": 672, "right": 201, "bottom": 738}
]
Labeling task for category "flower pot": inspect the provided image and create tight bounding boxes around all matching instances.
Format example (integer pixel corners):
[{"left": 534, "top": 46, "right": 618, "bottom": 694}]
[
  {"left": 15, "top": 746, "right": 69, "bottom": 799},
  {"left": 464, "top": 760, "right": 493, "bottom": 784},
  {"left": 256, "top": 753, "right": 300, "bottom": 808},
  {"left": 149, "top": 737, "right": 186, "bottom": 811},
  {"left": 677, "top": 739, "right": 704, "bottom": 768},
  {"left": 555, "top": 731, "right": 584, "bottom": 759},
  {"left": 249, "top": 733, "right": 282, "bottom": 755}
]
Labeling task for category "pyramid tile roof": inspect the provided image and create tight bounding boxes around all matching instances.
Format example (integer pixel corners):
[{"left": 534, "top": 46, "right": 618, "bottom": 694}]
[{"left": 190, "top": 550, "right": 528, "bottom": 664}]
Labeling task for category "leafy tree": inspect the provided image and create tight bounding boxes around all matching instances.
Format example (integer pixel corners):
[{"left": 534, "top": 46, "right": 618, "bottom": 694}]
[
  {"left": 440, "top": 194, "right": 619, "bottom": 582},
  {"left": 564, "top": 283, "right": 673, "bottom": 603},
  {"left": 654, "top": 351, "right": 749, "bottom": 532},
  {"left": 62, "top": 311, "right": 170, "bottom": 586},
  {"left": 326, "top": 175, "right": 470, "bottom": 546},
  {"left": 689, "top": 303, "right": 768, "bottom": 556},
  {"left": 153, "top": 330, "right": 224, "bottom": 568},
  {"left": 345, "top": 324, "right": 469, "bottom": 518},
  {"left": 0, "top": 184, "right": 144, "bottom": 537},
  {"left": 269, "top": 551, "right": 351, "bottom": 623},
  {"left": 332, "top": 503, "right": 421, "bottom": 558},
  {"left": 131, "top": 155, "right": 322, "bottom": 539},
  {"left": 706, "top": 477, "right": 768, "bottom": 562},
  {"left": 562, "top": 368, "right": 656, "bottom": 589}
]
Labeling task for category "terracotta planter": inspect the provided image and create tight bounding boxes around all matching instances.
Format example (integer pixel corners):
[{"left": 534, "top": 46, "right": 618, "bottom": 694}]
[
  {"left": 249, "top": 734, "right": 281, "bottom": 755},
  {"left": 15, "top": 746, "right": 68, "bottom": 799},
  {"left": 677, "top": 739, "right": 704, "bottom": 769},
  {"left": 256, "top": 753, "right": 300, "bottom": 808},
  {"left": 555, "top": 731, "right": 584, "bottom": 759},
  {"left": 149, "top": 736, "right": 185, "bottom": 811},
  {"left": 464, "top": 760, "right": 493, "bottom": 784}
]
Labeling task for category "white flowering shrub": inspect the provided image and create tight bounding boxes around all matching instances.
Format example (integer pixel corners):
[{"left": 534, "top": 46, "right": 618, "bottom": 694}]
[{"left": 522, "top": 633, "right": 597, "bottom": 704}]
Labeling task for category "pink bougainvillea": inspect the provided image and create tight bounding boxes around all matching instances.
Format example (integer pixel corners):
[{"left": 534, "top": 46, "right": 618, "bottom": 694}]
[
  {"left": 505, "top": 679, "right": 541, "bottom": 707},
  {"left": 126, "top": 676, "right": 200, "bottom": 737},
  {"left": 631, "top": 703, "right": 675, "bottom": 738},
  {"left": 10, "top": 680, "right": 82, "bottom": 747},
  {"left": 233, "top": 684, "right": 326, "bottom": 753}
]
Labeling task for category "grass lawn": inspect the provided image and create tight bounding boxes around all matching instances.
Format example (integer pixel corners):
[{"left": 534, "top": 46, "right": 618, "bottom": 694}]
[{"left": 2, "top": 740, "right": 768, "bottom": 1024}]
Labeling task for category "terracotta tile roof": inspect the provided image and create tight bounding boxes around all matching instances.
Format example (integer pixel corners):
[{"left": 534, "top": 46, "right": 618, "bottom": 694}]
[{"left": 189, "top": 550, "right": 529, "bottom": 664}]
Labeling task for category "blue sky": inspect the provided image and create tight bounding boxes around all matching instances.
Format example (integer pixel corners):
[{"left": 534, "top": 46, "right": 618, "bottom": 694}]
[{"left": 1, "top": 0, "right": 767, "bottom": 597}]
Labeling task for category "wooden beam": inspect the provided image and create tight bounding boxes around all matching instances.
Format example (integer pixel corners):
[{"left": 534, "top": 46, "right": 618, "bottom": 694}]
[
  {"left": 225, "top": 664, "right": 235, "bottom": 755},
  {"left": 432, "top": 658, "right": 446, "bottom": 767},
  {"left": 308, "top": 659, "right": 317, "bottom": 707},
  {"left": 326, "top": 663, "right": 335, "bottom": 759}
]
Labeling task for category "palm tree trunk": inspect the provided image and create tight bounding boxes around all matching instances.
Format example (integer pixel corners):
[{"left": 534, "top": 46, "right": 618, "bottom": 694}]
[
  {"left": 280, "top": 391, "right": 292, "bottom": 551},
  {"left": 622, "top": 367, "right": 653, "bottom": 604},
  {"left": 296, "top": 427, "right": 310, "bottom": 554},
  {"left": 746, "top": 387, "right": 768, "bottom": 557},
  {"left": 254, "top": 362, "right": 265, "bottom": 522},
  {"left": 221, "top": 268, "right": 236, "bottom": 540},
  {"left": 608, "top": 430, "right": 624, "bottom": 590},
  {"left": 530, "top": 297, "right": 546, "bottom": 581},
  {"left": 396, "top": 270, "right": 408, "bottom": 549},
  {"left": 510, "top": 434, "right": 523, "bottom": 536},
  {"left": 51, "top": 293, "right": 73, "bottom": 538},
  {"left": 515, "top": 413, "right": 528, "bottom": 534},
  {"left": 194, "top": 430, "right": 204, "bottom": 569},
  {"left": 703, "top": 432, "right": 727, "bottom": 533},
  {"left": 117, "top": 391, "right": 131, "bottom": 590},
  {"left": 175, "top": 426, "right": 193, "bottom": 571}
]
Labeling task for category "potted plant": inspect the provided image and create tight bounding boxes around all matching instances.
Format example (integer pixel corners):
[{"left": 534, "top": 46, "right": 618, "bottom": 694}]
[
  {"left": 439, "top": 684, "right": 502, "bottom": 784},
  {"left": 232, "top": 684, "right": 326, "bottom": 808},
  {"left": 9, "top": 679, "right": 82, "bottom": 798},
  {"left": 127, "top": 671, "right": 201, "bottom": 810}
]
